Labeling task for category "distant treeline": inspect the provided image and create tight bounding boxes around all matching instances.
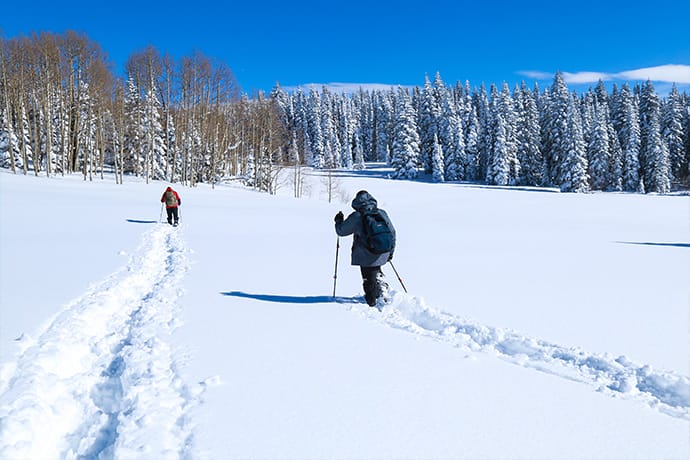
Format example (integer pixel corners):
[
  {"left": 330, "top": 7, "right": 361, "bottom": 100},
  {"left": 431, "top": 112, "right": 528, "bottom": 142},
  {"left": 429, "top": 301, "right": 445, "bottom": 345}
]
[{"left": 2, "top": 31, "right": 689, "bottom": 193}]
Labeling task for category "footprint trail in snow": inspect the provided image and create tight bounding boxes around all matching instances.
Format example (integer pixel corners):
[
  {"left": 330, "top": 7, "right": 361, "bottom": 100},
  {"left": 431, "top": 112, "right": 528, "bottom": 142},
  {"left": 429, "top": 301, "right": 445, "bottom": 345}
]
[
  {"left": 348, "top": 291, "right": 690, "bottom": 421},
  {"left": 0, "top": 225, "right": 200, "bottom": 459}
]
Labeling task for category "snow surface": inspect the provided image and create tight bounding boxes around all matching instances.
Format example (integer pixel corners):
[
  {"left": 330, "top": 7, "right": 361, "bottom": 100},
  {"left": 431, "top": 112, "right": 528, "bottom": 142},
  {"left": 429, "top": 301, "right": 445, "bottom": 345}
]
[{"left": 0, "top": 167, "right": 689, "bottom": 459}]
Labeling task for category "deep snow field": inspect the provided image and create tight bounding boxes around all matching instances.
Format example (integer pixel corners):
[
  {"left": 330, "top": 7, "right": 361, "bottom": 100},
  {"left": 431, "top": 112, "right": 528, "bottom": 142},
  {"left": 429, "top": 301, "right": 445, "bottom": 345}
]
[{"left": 0, "top": 166, "right": 688, "bottom": 459}]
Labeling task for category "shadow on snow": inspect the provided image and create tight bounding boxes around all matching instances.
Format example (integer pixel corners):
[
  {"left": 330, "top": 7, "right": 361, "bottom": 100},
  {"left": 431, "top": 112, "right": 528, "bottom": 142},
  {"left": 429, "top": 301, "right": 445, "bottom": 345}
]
[
  {"left": 221, "top": 291, "right": 363, "bottom": 304},
  {"left": 616, "top": 241, "right": 690, "bottom": 249},
  {"left": 126, "top": 219, "right": 159, "bottom": 224}
]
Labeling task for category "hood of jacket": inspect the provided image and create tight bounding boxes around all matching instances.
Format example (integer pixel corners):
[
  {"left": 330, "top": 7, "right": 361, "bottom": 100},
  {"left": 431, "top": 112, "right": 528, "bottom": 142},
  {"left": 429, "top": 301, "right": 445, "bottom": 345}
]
[{"left": 351, "top": 190, "right": 377, "bottom": 212}]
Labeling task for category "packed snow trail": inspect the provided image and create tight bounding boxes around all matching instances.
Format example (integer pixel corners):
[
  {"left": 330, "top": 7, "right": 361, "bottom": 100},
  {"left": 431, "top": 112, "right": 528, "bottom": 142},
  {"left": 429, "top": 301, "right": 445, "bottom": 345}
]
[
  {"left": 0, "top": 225, "right": 198, "bottom": 459},
  {"left": 348, "top": 291, "right": 690, "bottom": 421}
]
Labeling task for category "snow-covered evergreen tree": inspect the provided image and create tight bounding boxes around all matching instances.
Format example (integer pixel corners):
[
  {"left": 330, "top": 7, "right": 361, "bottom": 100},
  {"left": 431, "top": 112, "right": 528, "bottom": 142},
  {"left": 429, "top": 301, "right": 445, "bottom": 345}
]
[
  {"left": 320, "top": 89, "right": 337, "bottom": 168},
  {"left": 431, "top": 133, "right": 445, "bottom": 182},
  {"left": 374, "top": 91, "right": 392, "bottom": 163},
  {"left": 594, "top": 79, "right": 609, "bottom": 107},
  {"left": 418, "top": 75, "right": 441, "bottom": 173},
  {"left": 487, "top": 113, "right": 511, "bottom": 185},
  {"left": 464, "top": 107, "right": 480, "bottom": 181},
  {"left": 610, "top": 83, "right": 622, "bottom": 134},
  {"left": 514, "top": 82, "right": 542, "bottom": 186},
  {"left": 461, "top": 80, "right": 474, "bottom": 137},
  {"left": 124, "top": 77, "right": 143, "bottom": 175},
  {"left": 292, "top": 88, "right": 314, "bottom": 168},
  {"left": 353, "top": 130, "right": 366, "bottom": 169},
  {"left": 355, "top": 89, "right": 374, "bottom": 161},
  {"left": 338, "top": 98, "right": 354, "bottom": 169},
  {"left": 559, "top": 96, "right": 589, "bottom": 192},
  {"left": 438, "top": 84, "right": 464, "bottom": 181},
  {"left": 684, "top": 94, "right": 690, "bottom": 181},
  {"left": 639, "top": 80, "right": 671, "bottom": 193},
  {"left": 244, "top": 148, "right": 256, "bottom": 187},
  {"left": 391, "top": 88, "right": 420, "bottom": 180},
  {"left": 307, "top": 88, "right": 324, "bottom": 168},
  {"left": 270, "top": 83, "right": 291, "bottom": 130},
  {"left": 581, "top": 90, "right": 596, "bottom": 146},
  {"left": 473, "top": 84, "right": 491, "bottom": 181},
  {"left": 487, "top": 83, "right": 519, "bottom": 185},
  {"left": 607, "top": 122, "right": 623, "bottom": 191},
  {"left": 142, "top": 87, "right": 167, "bottom": 180},
  {"left": 542, "top": 71, "right": 571, "bottom": 187},
  {"left": 662, "top": 84, "right": 687, "bottom": 183},
  {"left": 502, "top": 83, "right": 520, "bottom": 182},
  {"left": 587, "top": 105, "right": 611, "bottom": 191},
  {"left": 615, "top": 84, "right": 642, "bottom": 192}
]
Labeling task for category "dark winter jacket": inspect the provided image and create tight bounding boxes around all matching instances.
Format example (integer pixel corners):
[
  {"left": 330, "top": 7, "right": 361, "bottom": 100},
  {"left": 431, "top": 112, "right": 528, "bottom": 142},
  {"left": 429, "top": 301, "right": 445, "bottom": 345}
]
[
  {"left": 161, "top": 187, "right": 181, "bottom": 208},
  {"left": 335, "top": 191, "right": 395, "bottom": 267}
]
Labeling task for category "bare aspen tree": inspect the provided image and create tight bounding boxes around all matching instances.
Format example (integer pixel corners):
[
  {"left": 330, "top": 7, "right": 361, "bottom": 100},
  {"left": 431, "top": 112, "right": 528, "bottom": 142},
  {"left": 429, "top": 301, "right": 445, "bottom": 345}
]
[
  {"left": 37, "top": 33, "right": 59, "bottom": 177},
  {"left": 110, "top": 80, "right": 126, "bottom": 184},
  {"left": 0, "top": 37, "right": 17, "bottom": 172},
  {"left": 8, "top": 36, "right": 32, "bottom": 175},
  {"left": 23, "top": 35, "right": 41, "bottom": 176},
  {"left": 161, "top": 52, "right": 175, "bottom": 181},
  {"left": 178, "top": 55, "right": 194, "bottom": 185},
  {"left": 62, "top": 31, "right": 84, "bottom": 173},
  {"left": 89, "top": 58, "right": 111, "bottom": 179},
  {"left": 236, "top": 91, "right": 289, "bottom": 193}
]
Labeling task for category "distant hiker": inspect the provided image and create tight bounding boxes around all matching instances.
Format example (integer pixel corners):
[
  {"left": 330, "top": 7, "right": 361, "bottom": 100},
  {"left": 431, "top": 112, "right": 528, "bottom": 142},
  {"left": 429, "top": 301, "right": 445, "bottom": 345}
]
[
  {"left": 161, "top": 186, "right": 181, "bottom": 226},
  {"left": 334, "top": 190, "right": 396, "bottom": 307}
]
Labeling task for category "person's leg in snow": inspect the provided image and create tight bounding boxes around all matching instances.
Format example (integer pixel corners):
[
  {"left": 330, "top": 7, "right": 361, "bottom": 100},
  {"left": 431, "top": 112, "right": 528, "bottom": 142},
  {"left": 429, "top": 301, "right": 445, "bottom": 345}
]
[
  {"left": 165, "top": 207, "right": 179, "bottom": 225},
  {"left": 361, "top": 266, "right": 387, "bottom": 307}
]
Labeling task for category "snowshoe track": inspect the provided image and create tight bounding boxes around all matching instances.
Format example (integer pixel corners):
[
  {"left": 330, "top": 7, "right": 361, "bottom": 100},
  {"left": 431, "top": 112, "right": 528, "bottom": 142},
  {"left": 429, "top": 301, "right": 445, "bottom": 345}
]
[
  {"left": 0, "top": 225, "right": 196, "bottom": 459},
  {"left": 349, "top": 291, "right": 690, "bottom": 421}
]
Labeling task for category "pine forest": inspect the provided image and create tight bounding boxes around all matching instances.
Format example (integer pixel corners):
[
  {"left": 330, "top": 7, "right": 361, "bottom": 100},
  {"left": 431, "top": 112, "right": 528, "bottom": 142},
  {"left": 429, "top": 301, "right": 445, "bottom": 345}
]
[{"left": 1, "top": 31, "right": 689, "bottom": 194}]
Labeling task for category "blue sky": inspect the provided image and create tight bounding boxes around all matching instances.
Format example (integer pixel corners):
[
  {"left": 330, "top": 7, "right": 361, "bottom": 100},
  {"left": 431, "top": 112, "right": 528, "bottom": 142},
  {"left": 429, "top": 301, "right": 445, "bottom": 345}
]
[{"left": 4, "top": 0, "right": 690, "bottom": 95}]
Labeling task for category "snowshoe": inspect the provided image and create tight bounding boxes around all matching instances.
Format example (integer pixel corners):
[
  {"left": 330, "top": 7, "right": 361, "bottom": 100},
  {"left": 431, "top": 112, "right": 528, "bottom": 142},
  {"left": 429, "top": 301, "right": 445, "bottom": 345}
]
[{"left": 377, "top": 273, "right": 389, "bottom": 300}]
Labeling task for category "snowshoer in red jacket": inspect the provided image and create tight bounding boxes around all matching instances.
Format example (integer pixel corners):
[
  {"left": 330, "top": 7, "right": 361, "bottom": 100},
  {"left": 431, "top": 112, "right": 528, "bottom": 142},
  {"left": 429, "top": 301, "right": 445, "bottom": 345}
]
[{"left": 161, "top": 186, "right": 181, "bottom": 226}]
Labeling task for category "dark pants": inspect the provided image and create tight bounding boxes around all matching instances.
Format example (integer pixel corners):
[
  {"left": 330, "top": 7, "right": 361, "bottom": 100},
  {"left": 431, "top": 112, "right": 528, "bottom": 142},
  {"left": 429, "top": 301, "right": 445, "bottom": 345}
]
[
  {"left": 360, "top": 266, "right": 383, "bottom": 307},
  {"left": 166, "top": 207, "right": 179, "bottom": 225}
]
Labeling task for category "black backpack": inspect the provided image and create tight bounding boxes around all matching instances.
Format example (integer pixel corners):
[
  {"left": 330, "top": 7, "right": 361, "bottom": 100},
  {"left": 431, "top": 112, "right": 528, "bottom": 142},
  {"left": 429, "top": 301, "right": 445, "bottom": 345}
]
[{"left": 361, "top": 209, "right": 394, "bottom": 254}]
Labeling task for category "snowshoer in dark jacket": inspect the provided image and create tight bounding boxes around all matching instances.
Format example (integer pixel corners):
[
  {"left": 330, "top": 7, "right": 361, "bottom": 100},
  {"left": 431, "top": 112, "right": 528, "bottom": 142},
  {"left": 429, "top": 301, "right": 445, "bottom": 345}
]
[
  {"left": 335, "top": 190, "right": 396, "bottom": 307},
  {"left": 161, "top": 186, "right": 181, "bottom": 226}
]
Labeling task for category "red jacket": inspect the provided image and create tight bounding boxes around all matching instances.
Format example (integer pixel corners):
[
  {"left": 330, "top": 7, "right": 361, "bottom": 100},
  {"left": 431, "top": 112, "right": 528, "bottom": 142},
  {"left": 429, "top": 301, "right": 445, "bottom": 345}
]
[{"left": 161, "top": 188, "right": 181, "bottom": 208}]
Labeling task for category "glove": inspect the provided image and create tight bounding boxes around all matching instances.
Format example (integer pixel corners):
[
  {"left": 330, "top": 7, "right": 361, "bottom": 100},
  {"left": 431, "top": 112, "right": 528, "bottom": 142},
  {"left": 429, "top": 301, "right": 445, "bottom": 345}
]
[
  {"left": 334, "top": 211, "right": 344, "bottom": 223},
  {"left": 388, "top": 252, "right": 394, "bottom": 262}
]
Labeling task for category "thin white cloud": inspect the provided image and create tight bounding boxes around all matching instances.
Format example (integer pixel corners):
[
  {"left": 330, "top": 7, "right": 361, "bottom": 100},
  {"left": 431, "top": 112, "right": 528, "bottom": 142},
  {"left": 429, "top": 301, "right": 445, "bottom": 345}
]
[
  {"left": 617, "top": 65, "right": 690, "bottom": 84},
  {"left": 519, "top": 71, "right": 553, "bottom": 80},
  {"left": 562, "top": 71, "right": 610, "bottom": 84},
  {"left": 519, "top": 64, "right": 690, "bottom": 84}
]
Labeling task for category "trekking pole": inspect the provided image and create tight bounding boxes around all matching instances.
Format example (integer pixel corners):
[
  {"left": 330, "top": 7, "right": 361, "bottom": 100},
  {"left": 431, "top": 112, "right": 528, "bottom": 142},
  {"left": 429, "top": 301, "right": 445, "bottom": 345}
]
[
  {"left": 388, "top": 260, "right": 408, "bottom": 293},
  {"left": 159, "top": 203, "right": 164, "bottom": 223},
  {"left": 332, "top": 237, "right": 340, "bottom": 298}
]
